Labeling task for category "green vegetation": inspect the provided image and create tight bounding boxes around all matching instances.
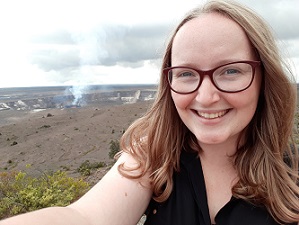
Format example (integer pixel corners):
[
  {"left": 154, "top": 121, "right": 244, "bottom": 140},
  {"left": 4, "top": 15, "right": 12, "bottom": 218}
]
[
  {"left": 0, "top": 170, "right": 90, "bottom": 219},
  {"left": 77, "top": 160, "right": 106, "bottom": 176},
  {"left": 109, "top": 139, "right": 120, "bottom": 159}
]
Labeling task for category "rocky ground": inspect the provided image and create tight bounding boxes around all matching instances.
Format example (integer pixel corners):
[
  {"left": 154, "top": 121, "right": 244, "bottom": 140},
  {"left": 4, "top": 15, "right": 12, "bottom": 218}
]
[{"left": 0, "top": 100, "right": 153, "bottom": 183}]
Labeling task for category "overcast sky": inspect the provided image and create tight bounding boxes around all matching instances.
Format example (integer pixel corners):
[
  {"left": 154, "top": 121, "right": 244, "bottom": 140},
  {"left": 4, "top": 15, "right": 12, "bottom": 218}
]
[{"left": 0, "top": 0, "right": 298, "bottom": 88}]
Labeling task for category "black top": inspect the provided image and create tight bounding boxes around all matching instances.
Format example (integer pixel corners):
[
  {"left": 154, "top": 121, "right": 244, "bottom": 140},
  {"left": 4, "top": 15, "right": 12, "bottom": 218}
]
[{"left": 144, "top": 151, "right": 296, "bottom": 225}]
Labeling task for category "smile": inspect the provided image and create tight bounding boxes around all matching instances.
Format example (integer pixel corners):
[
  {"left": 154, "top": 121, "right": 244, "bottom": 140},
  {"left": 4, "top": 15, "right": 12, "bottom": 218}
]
[{"left": 197, "top": 110, "right": 229, "bottom": 119}]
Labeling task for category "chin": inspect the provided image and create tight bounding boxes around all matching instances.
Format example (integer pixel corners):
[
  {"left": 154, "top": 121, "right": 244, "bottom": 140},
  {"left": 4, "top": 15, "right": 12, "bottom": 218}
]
[{"left": 196, "top": 134, "right": 232, "bottom": 146}]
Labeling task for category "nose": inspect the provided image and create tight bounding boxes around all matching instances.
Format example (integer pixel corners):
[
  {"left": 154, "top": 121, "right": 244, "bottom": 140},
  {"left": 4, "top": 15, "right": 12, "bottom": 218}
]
[{"left": 195, "top": 76, "right": 220, "bottom": 105}]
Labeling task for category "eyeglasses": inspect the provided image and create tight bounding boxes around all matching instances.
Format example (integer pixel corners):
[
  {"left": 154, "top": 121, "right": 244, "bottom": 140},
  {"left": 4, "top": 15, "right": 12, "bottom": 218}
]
[{"left": 164, "top": 60, "right": 261, "bottom": 94}]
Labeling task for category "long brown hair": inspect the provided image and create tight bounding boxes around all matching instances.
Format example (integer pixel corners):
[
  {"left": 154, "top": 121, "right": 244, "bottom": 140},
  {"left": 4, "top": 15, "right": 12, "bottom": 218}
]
[{"left": 118, "top": 0, "right": 299, "bottom": 223}]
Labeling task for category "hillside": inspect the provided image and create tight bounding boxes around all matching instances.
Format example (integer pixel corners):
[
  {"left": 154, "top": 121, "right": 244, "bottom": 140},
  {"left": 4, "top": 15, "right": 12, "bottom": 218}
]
[{"left": 0, "top": 100, "right": 153, "bottom": 181}]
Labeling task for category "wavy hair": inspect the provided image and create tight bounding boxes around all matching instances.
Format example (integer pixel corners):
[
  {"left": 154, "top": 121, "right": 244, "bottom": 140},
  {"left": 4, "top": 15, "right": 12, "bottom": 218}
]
[{"left": 118, "top": 0, "right": 299, "bottom": 223}]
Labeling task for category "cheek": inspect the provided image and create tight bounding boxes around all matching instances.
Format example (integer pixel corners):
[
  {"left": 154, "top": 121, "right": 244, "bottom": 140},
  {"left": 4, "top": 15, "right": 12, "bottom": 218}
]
[
  {"left": 230, "top": 76, "right": 261, "bottom": 111},
  {"left": 228, "top": 90, "right": 260, "bottom": 120},
  {"left": 171, "top": 92, "right": 195, "bottom": 109}
]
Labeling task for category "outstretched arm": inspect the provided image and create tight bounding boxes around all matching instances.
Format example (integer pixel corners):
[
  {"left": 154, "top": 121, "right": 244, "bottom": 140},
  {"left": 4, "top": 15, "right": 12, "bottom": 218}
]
[{"left": 0, "top": 152, "right": 152, "bottom": 225}]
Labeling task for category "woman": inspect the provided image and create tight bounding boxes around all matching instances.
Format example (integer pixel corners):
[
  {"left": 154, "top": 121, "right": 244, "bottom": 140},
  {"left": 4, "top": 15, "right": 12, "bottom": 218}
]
[{"left": 1, "top": 0, "right": 298, "bottom": 225}]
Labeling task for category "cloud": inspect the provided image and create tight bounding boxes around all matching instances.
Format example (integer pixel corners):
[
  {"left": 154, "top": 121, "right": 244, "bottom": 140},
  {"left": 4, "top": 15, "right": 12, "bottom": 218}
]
[
  {"left": 29, "top": 47, "right": 81, "bottom": 71},
  {"left": 239, "top": 0, "right": 299, "bottom": 40},
  {"left": 28, "top": 23, "right": 171, "bottom": 72},
  {"left": 1, "top": 0, "right": 298, "bottom": 87},
  {"left": 99, "top": 24, "right": 170, "bottom": 66},
  {"left": 284, "top": 39, "right": 299, "bottom": 58},
  {"left": 28, "top": 0, "right": 299, "bottom": 75},
  {"left": 29, "top": 29, "right": 76, "bottom": 45}
]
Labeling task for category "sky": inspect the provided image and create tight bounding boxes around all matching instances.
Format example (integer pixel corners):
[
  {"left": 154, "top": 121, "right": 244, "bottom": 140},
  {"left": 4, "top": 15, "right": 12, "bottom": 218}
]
[{"left": 0, "top": 0, "right": 298, "bottom": 88}]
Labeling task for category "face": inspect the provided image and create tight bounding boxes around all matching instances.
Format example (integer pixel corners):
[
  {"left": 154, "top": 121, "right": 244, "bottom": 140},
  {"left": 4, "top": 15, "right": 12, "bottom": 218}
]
[{"left": 170, "top": 13, "right": 261, "bottom": 148}]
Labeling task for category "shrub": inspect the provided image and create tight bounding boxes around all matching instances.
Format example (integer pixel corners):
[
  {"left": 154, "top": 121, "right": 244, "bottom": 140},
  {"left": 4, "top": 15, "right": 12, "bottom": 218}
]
[
  {"left": 77, "top": 160, "right": 106, "bottom": 176},
  {"left": 39, "top": 125, "right": 51, "bottom": 129},
  {"left": 46, "top": 113, "right": 53, "bottom": 117},
  {"left": 0, "top": 170, "right": 90, "bottom": 219},
  {"left": 10, "top": 141, "right": 18, "bottom": 146},
  {"left": 109, "top": 139, "right": 120, "bottom": 159}
]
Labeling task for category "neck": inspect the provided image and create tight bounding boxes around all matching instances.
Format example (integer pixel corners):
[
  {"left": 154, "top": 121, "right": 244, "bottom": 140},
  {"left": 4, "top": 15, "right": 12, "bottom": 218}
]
[
  {"left": 198, "top": 140, "right": 238, "bottom": 168},
  {"left": 199, "top": 141, "right": 239, "bottom": 188}
]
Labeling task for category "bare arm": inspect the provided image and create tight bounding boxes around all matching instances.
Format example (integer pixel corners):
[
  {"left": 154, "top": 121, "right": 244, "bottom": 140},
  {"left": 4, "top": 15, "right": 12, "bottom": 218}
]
[{"left": 0, "top": 153, "right": 152, "bottom": 225}]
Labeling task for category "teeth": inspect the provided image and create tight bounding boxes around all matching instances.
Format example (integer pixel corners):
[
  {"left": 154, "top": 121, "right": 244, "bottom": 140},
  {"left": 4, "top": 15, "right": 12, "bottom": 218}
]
[{"left": 198, "top": 110, "right": 227, "bottom": 119}]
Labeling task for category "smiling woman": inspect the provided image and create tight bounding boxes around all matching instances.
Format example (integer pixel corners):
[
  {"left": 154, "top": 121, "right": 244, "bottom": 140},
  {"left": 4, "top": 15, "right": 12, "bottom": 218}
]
[
  {"left": 0, "top": 1, "right": 298, "bottom": 225},
  {"left": 117, "top": 1, "right": 299, "bottom": 224}
]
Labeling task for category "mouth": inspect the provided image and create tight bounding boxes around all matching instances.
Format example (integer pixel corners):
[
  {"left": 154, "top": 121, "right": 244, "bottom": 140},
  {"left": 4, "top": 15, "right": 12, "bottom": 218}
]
[{"left": 195, "top": 109, "right": 229, "bottom": 119}]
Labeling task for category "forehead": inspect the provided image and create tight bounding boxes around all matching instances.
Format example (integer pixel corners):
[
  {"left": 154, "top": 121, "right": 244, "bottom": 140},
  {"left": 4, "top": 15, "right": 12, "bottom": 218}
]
[{"left": 172, "top": 13, "right": 254, "bottom": 67}]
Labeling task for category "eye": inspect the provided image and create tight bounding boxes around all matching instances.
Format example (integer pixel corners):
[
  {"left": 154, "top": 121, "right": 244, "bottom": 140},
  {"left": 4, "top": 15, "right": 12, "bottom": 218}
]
[
  {"left": 169, "top": 68, "right": 199, "bottom": 82},
  {"left": 224, "top": 68, "right": 240, "bottom": 75},
  {"left": 179, "top": 71, "right": 194, "bottom": 77}
]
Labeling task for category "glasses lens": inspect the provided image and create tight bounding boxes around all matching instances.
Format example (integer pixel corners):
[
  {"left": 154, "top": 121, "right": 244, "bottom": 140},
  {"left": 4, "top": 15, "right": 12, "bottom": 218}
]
[
  {"left": 213, "top": 62, "right": 253, "bottom": 92},
  {"left": 168, "top": 68, "right": 200, "bottom": 93}
]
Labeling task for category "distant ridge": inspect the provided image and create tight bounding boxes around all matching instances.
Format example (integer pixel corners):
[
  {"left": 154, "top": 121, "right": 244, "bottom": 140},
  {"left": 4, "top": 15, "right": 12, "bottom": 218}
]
[
  {"left": 0, "top": 84, "right": 157, "bottom": 111},
  {"left": 0, "top": 84, "right": 157, "bottom": 94}
]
